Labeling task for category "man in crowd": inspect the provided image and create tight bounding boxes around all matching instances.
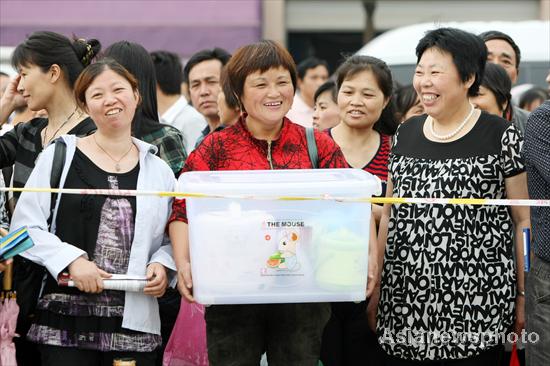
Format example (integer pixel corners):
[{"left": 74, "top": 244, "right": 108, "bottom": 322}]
[
  {"left": 286, "top": 57, "right": 329, "bottom": 128},
  {"left": 524, "top": 100, "right": 550, "bottom": 366},
  {"left": 151, "top": 50, "right": 207, "bottom": 155},
  {"left": 480, "top": 30, "right": 530, "bottom": 134},
  {"left": 183, "top": 48, "right": 231, "bottom": 147}
]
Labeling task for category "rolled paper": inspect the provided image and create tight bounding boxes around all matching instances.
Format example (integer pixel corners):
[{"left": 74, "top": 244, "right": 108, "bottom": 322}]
[{"left": 58, "top": 274, "right": 148, "bottom": 292}]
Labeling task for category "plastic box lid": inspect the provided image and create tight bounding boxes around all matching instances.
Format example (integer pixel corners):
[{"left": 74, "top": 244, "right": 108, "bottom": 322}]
[{"left": 178, "top": 168, "right": 381, "bottom": 198}]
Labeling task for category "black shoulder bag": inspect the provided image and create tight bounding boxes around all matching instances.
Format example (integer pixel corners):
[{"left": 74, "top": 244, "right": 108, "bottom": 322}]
[{"left": 14, "top": 139, "right": 66, "bottom": 336}]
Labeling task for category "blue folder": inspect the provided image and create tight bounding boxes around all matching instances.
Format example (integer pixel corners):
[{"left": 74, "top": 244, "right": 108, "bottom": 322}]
[{"left": 0, "top": 227, "right": 34, "bottom": 261}]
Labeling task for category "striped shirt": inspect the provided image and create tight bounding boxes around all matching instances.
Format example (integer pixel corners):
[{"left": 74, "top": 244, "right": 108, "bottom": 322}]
[
  {"left": 0, "top": 117, "right": 96, "bottom": 201},
  {"left": 327, "top": 129, "right": 391, "bottom": 196}
]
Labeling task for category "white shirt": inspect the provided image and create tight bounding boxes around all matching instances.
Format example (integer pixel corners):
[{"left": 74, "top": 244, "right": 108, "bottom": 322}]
[
  {"left": 286, "top": 93, "right": 314, "bottom": 128},
  {"left": 160, "top": 96, "right": 207, "bottom": 155},
  {"left": 0, "top": 122, "right": 14, "bottom": 136}
]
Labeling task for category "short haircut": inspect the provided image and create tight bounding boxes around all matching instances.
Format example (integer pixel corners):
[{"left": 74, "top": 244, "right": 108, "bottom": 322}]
[
  {"left": 12, "top": 31, "right": 101, "bottom": 88},
  {"left": 416, "top": 27, "right": 487, "bottom": 97},
  {"left": 393, "top": 84, "right": 419, "bottom": 121},
  {"left": 225, "top": 40, "right": 297, "bottom": 107},
  {"left": 151, "top": 50, "right": 183, "bottom": 95},
  {"left": 220, "top": 65, "right": 240, "bottom": 110},
  {"left": 183, "top": 47, "right": 231, "bottom": 83},
  {"left": 480, "top": 63, "right": 512, "bottom": 118},
  {"left": 297, "top": 57, "right": 329, "bottom": 80},
  {"left": 335, "top": 55, "right": 398, "bottom": 135},
  {"left": 479, "top": 30, "right": 521, "bottom": 70},
  {"left": 313, "top": 80, "right": 337, "bottom": 104},
  {"left": 74, "top": 58, "right": 139, "bottom": 111},
  {"left": 519, "top": 86, "right": 549, "bottom": 110}
]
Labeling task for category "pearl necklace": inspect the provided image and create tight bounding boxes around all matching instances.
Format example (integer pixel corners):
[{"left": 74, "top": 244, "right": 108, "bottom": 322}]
[{"left": 429, "top": 105, "right": 475, "bottom": 140}]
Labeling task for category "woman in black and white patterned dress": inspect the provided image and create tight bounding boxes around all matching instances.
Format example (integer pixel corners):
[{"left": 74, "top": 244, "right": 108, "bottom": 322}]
[{"left": 376, "top": 28, "right": 530, "bottom": 365}]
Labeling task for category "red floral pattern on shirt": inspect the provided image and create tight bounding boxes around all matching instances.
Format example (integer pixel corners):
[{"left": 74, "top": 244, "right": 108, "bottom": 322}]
[{"left": 170, "top": 117, "right": 347, "bottom": 223}]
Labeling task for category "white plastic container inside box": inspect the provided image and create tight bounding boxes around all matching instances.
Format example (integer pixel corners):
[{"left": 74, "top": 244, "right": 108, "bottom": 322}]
[{"left": 179, "top": 169, "right": 381, "bottom": 305}]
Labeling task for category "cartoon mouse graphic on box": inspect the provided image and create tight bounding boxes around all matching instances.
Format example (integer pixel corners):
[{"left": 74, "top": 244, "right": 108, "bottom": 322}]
[{"left": 266, "top": 230, "right": 300, "bottom": 271}]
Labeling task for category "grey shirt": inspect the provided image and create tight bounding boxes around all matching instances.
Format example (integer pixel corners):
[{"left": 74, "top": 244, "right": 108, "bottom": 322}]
[{"left": 511, "top": 106, "right": 530, "bottom": 136}]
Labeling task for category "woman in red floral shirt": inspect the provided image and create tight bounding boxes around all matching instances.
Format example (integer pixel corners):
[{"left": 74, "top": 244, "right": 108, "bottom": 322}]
[{"left": 169, "top": 40, "right": 378, "bottom": 365}]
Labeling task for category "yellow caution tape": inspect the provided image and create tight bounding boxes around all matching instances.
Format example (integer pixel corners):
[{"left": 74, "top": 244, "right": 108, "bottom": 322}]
[{"left": 1, "top": 187, "right": 549, "bottom": 207}]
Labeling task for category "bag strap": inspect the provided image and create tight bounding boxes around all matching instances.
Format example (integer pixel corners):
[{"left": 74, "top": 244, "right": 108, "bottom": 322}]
[
  {"left": 47, "top": 139, "right": 66, "bottom": 229},
  {"left": 305, "top": 127, "right": 319, "bottom": 169}
]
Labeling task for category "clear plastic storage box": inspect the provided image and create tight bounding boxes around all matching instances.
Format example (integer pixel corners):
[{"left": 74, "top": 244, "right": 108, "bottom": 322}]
[{"left": 179, "top": 169, "right": 381, "bottom": 305}]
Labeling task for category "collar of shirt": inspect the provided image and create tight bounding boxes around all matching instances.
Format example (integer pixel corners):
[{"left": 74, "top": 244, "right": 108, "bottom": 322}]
[
  {"left": 160, "top": 95, "right": 189, "bottom": 125},
  {"left": 292, "top": 93, "right": 313, "bottom": 114}
]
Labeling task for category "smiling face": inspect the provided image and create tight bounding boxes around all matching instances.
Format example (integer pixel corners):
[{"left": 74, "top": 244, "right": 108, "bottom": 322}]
[
  {"left": 84, "top": 68, "right": 139, "bottom": 134},
  {"left": 188, "top": 59, "right": 223, "bottom": 122},
  {"left": 241, "top": 66, "right": 294, "bottom": 130},
  {"left": 312, "top": 90, "right": 340, "bottom": 130},
  {"left": 413, "top": 47, "right": 472, "bottom": 121},
  {"left": 17, "top": 63, "right": 56, "bottom": 111},
  {"left": 470, "top": 85, "right": 503, "bottom": 117},
  {"left": 337, "top": 69, "right": 388, "bottom": 129}
]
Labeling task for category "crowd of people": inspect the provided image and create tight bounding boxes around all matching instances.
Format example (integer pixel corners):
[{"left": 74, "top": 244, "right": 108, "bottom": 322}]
[{"left": 0, "top": 26, "right": 548, "bottom": 366}]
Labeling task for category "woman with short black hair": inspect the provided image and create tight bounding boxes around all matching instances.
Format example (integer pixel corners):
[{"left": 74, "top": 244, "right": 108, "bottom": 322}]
[{"left": 377, "top": 28, "right": 529, "bottom": 365}]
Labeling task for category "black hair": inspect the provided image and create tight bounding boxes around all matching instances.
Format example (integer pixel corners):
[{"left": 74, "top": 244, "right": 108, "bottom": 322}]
[
  {"left": 393, "top": 84, "right": 419, "bottom": 122},
  {"left": 297, "top": 57, "right": 329, "bottom": 80},
  {"left": 479, "top": 30, "right": 521, "bottom": 70},
  {"left": 313, "top": 80, "right": 337, "bottom": 104},
  {"left": 416, "top": 27, "right": 487, "bottom": 97},
  {"left": 336, "top": 55, "right": 398, "bottom": 135},
  {"left": 104, "top": 41, "right": 162, "bottom": 137},
  {"left": 11, "top": 31, "right": 101, "bottom": 88},
  {"left": 183, "top": 48, "right": 231, "bottom": 85},
  {"left": 519, "top": 86, "right": 549, "bottom": 110},
  {"left": 151, "top": 50, "right": 183, "bottom": 95},
  {"left": 479, "top": 63, "right": 512, "bottom": 118},
  {"left": 75, "top": 58, "right": 140, "bottom": 112}
]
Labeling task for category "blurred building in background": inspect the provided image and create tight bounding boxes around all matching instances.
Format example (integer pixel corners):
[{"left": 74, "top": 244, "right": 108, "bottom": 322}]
[
  {"left": 0, "top": 0, "right": 262, "bottom": 60},
  {"left": 1, "top": 0, "right": 549, "bottom": 83},
  {"left": 278, "top": 0, "right": 549, "bottom": 75}
]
